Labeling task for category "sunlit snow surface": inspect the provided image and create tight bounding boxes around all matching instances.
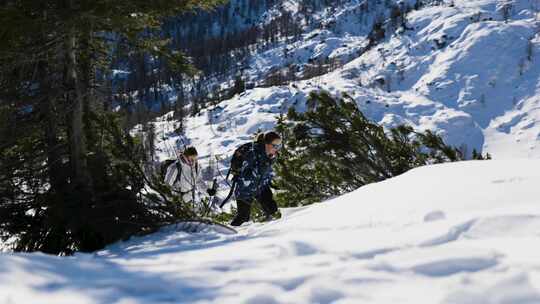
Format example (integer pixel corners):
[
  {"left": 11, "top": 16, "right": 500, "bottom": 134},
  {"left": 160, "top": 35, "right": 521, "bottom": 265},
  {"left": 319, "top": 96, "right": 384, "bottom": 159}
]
[{"left": 2, "top": 160, "right": 540, "bottom": 303}]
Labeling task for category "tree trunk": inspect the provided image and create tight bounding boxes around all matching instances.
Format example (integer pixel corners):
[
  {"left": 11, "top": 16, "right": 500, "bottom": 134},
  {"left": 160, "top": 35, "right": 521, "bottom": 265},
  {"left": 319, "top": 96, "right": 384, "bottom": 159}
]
[
  {"left": 41, "top": 63, "right": 64, "bottom": 193},
  {"left": 65, "top": 31, "right": 90, "bottom": 189}
]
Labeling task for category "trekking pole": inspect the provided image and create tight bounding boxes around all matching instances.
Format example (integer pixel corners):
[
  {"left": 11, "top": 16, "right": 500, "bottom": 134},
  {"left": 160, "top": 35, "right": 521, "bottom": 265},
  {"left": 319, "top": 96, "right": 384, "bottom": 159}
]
[
  {"left": 214, "top": 154, "right": 231, "bottom": 187},
  {"left": 219, "top": 175, "right": 237, "bottom": 208}
]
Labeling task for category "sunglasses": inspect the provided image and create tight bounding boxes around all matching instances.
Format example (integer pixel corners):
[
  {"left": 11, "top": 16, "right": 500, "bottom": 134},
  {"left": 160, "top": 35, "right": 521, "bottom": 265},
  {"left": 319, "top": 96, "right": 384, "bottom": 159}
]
[{"left": 271, "top": 143, "right": 282, "bottom": 150}]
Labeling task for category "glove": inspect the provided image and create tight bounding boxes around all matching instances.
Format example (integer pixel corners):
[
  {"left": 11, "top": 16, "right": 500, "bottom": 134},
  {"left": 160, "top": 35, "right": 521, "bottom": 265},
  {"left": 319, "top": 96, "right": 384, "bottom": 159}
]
[{"left": 207, "top": 188, "right": 216, "bottom": 196}]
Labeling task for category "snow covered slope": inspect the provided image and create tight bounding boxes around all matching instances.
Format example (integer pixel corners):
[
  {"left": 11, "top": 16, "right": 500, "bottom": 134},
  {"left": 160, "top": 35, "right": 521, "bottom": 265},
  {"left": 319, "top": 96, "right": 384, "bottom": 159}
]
[
  {"left": 356, "top": 0, "right": 540, "bottom": 158},
  {"left": 2, "top": 1, "right": 539, "bottom": 303},
  {"left": 2, "top": 159, "right": 540, "bottom": 303},
  {"left": 158, "top": 0, "right": 540, "bottom": 162}
]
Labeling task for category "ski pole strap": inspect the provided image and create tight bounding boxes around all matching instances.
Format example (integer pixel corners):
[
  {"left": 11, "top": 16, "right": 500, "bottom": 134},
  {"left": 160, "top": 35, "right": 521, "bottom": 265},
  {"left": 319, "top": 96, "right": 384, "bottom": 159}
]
[{"left": 219, "top": 179, "right": 237, "bottom": 208}]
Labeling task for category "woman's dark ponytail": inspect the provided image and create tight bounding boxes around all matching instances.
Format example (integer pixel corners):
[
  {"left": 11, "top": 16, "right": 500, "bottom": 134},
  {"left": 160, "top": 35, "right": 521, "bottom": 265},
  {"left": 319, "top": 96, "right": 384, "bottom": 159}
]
[{"left": 263, "top": 131, "right": 281, "bottom": 144}]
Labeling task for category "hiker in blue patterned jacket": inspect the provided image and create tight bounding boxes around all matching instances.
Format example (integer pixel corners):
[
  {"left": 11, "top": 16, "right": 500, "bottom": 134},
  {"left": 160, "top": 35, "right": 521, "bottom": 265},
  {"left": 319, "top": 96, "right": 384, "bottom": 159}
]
[{"left": 230, "top": 131, "right": 281, "bottom": 226}]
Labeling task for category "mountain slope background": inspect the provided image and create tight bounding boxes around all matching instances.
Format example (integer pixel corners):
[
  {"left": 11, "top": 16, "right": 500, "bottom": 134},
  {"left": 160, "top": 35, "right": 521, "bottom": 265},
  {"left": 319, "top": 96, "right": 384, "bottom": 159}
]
[{"left": 144, "top": 0, "right": 540, "bottom": 166}]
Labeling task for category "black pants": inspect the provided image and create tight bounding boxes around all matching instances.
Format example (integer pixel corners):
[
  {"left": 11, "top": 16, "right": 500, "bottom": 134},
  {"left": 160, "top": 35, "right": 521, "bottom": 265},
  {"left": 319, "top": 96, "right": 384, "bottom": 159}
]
[{"left": 231, "top": 186, "right": 278, "bottom": 226}]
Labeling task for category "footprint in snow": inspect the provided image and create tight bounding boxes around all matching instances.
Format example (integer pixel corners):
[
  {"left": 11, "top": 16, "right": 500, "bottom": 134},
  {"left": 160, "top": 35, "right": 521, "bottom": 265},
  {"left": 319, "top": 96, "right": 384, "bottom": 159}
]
[{"left": 424, "top": 210, "right": 446, "bottom": 222}]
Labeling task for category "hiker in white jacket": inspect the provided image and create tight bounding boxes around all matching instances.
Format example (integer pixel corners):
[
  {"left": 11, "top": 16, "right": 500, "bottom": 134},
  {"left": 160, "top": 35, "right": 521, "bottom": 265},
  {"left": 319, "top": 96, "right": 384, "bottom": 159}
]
[{"left": 164, "top": 147, "right": 216, "bottom": 209}]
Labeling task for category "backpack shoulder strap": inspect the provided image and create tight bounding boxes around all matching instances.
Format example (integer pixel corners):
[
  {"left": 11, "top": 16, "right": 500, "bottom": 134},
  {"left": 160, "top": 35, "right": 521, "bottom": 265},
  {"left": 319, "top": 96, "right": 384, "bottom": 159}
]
[{"left": 175, "top": 160, "right": 182, "bottom": 183}]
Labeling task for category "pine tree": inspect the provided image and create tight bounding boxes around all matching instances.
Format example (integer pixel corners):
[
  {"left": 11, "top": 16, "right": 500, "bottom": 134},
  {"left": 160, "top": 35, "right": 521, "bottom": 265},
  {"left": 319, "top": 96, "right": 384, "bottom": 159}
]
[
  {"left": 0, "top": 0, "right": 225, "bottom": 254},
  {"left": 274, "top": 91, "right": 476, "bottom": 207}
]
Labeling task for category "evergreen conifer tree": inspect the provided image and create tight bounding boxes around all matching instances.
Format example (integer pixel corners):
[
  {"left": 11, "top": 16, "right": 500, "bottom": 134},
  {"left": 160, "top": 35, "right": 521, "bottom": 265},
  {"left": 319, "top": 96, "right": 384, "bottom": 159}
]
[
  {"left": 274, "top": 91, "right": 487, "bottom": 207},
  {"left": 0, "top": 0, "right": 224, "bottom": 254}
]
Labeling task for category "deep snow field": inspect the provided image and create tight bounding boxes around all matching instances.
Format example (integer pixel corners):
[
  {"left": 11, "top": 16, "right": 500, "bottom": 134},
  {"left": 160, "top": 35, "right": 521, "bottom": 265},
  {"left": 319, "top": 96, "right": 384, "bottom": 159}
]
[{"left": 2, "top": 159, "right": 540, "bottom": 303}]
